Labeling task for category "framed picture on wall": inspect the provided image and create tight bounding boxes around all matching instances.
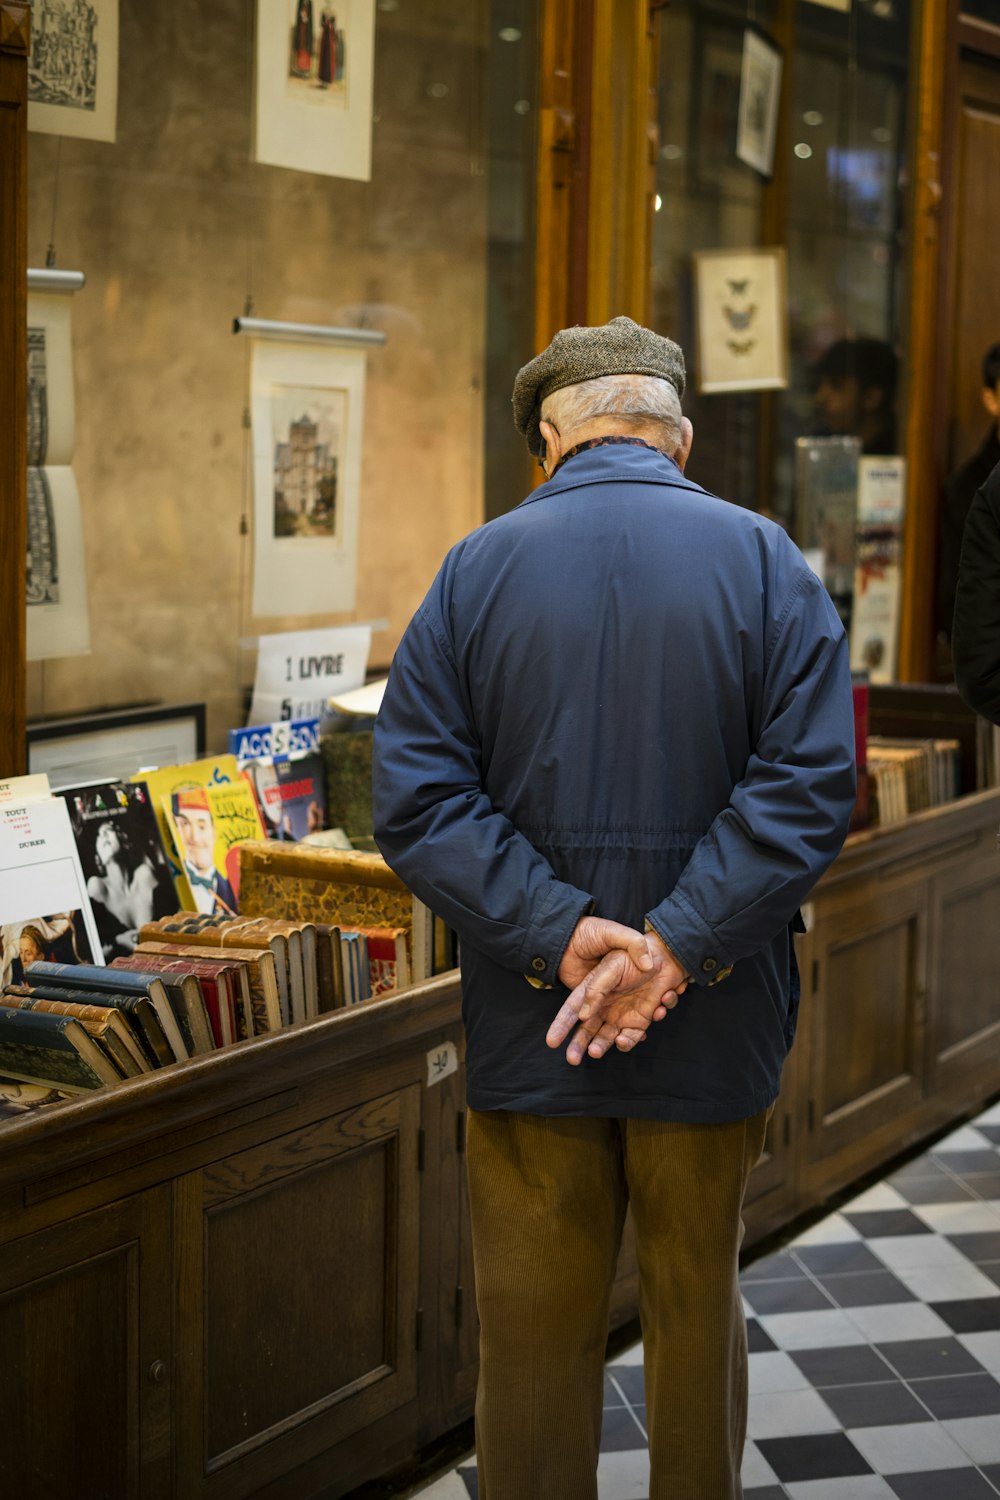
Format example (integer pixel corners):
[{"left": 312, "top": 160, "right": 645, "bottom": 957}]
[
  {"left": 28, "top": 0, "right": 119, "bottom": 144},
  {"left": 735, "top": 27, "right": 783, "bottom": 178},
  {"left": 26, "top": 703, "right": 206, "bottom": 790},
  {"left": 692, "top": 247, "right": 790, "bottom": 394}
]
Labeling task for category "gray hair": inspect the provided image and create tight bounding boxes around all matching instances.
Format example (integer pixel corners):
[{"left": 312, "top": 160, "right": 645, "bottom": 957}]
[{"left": 540, "top": 374, "right": 683, "bottom": 451}]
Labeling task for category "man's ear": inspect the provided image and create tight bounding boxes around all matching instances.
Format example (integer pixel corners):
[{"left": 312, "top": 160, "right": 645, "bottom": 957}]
[
  {"left": 538, "top": 418, "right": 561, "bottom": 473},
  {"left": 674, "top": 417, "right": 694, "bottom": 472}
]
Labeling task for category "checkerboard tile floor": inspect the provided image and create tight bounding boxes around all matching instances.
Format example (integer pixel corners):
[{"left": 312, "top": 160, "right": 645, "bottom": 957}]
[{"left": 410, "top": 1101, "right": 1000, "bottom": 1499}]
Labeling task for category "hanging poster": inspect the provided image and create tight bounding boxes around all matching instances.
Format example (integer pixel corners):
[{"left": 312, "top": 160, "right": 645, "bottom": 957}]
[
  {"left": 736, "top": 28, "right": 783, "bottom": 178},
  {"left": 28, "top": 0, "right": 119, "bottom": 144},
  {"left": 693, "top": 247, "right": 789, "bottom": 394},
  {"left": 254, "top": 0, "right": 376, "bottom": 181},
  {"left": 250, "top": 338, "right": 367, "bottom": 618},
  {"left": 26, "top": 289, "right": 91, "bottom": 662}
]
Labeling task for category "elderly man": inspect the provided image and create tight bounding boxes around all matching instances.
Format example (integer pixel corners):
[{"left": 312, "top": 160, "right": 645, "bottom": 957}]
[{"left": 373, "top": 316, "right": 856, "bottom": 1499}]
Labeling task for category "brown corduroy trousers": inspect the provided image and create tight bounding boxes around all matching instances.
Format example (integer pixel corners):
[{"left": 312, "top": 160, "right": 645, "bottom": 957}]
[{"left": 466, "top": 1106, "right": 770, "bottom": 1500}]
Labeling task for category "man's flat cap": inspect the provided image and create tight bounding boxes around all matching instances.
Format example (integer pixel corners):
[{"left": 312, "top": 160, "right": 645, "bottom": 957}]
[{"left": 512, "top": 315, "right": 686, "bottom": 457}]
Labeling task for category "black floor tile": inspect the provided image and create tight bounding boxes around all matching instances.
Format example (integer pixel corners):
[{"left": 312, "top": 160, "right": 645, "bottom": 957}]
[
  {"left": 791, "top": 1343, "right": 897, "bottom": 1387},
  {"left": 817, "top": 1270, "right": 917, "bottom": 1307},
  {"left": 795, "top": 1242, "right": 887, "bottom": 1275},
  {"left": 743, "top": 1278, "right": 835, "bottom": 1315},
  {"left": 963, "top": 1172, "right": 1000, "bottom": 1200},
  {"left": 747, "top": 1318, "right": 778, "bottom": 1353},
  {"left": 932, "top": 1150, "right": 1000, "bottom": 1174},
  {"left": 600, "top": 1403, "right": 648, "bottom": 1451},
  {"left": 744, "top": 1490, "right": 787, "bottom": 1500},
  {"left": 980, "top": 1461, "right": 1000, "bottom": 1487},
  {"left": 844, "top": 1209, "right": 934, "bottom": 1237},
  {"left": 875, "top": 1337, "right": 987, "bottom": 1379},
  {"left": 742, "top": 1250, "right": 806, "bottom": 1282},
  {"left": 888, "top": 1470, "right": 1000, "bottom": 1499},
  {"left": 951, "top": 1233, "right": 1000, "bottom": 1264},
  {"left": 819, "top": 1377, "right": 932, "bottom": 1428},
  {"left": 975, "top": 1262, "right": 1000, "bottom": 1290},
  {"left": 909, "top": 1371, "right": 1000, "bottom": 1419},
  {"left": 976, "top": 1125, "right": 1000, "bottom": 1146},
  {"left": 931, "top": 1298, "right": 1000, "bottom": 1334},
  {"left": 894, "top": 1176, "right": 978, "bottom": 1205},
  {"left": 890, "top": 1158, "right": 953, "bottom": 1184},
  {"left": 755, "top": 1431, "right": 873, "bottom": 1482},
  {"left": 457, "top": 1466, "right": 478, "bottom": 1499},
  {"left": 607, "top": 1363, "right": 645, "bottom": 1406}
]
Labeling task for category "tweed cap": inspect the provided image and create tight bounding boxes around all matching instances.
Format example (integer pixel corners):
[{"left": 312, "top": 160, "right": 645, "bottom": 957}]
[{"left": 512, "top": 315, "right": 686, "bottom": 457}]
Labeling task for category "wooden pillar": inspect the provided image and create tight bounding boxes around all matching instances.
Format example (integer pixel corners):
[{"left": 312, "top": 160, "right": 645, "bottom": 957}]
[
  {"left": 898, "top": 0, "right": 955, "bottom": 682},
  {"left": 0, "top": 2, "right": 29, "bottom": 776}
]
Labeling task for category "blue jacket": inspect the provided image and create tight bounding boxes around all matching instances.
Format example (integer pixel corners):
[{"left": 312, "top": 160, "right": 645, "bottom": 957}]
[{"left": 373, "top": 443, "right": 856, "bottom": 1122}]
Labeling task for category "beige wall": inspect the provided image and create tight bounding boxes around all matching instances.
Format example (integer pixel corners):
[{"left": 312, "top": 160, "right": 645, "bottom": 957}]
[{"left": 27, "top": 0, "right": 488, "bottom": 748}]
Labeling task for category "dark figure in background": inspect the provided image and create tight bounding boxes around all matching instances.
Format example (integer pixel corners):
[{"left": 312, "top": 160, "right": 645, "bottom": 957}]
[
  {"left": 810, "top": 336, "right": 899, "bottom": 456},
  {"left": 937, "top": 342, "right": 1000, "bottom": 662},
  {"left": 374, "top": 316, "right": 856, "bottom": 1498},
  {"left": 953, "top": 460, "right": 1000, "bottom": 726}
]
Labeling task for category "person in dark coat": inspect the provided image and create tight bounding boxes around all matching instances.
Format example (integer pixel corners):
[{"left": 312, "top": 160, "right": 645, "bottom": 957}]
[
  {"left": 373, "top": 316, "right": 856, "bottom": 1499},
  {"left": 938, "top": 342, "right": 1000, "bottom": 661},
  {"left": 953, "top": 459, "right": 1000, "bottom": 726}
]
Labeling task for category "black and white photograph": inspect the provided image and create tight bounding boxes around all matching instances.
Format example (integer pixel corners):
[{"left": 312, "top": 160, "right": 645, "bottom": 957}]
[
  {"left": 58, "top": 781, "right": 178, "bottom": 959},
  {"left": 28, "top": 0, "right": 119, "bottom": 143}
]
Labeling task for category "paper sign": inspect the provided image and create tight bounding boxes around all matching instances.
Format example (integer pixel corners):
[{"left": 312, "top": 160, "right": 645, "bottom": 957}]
[
  {"left": 426, "top": 1041, "right": 458, "bottom": 1088},
  {"left": 248, "top": 626, "right": 371, "bottom": 726}
]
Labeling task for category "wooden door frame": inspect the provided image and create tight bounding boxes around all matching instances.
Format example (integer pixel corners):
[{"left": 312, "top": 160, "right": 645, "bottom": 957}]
[{"left": 0, "top": 2, "right": 29, "bottom": 777}]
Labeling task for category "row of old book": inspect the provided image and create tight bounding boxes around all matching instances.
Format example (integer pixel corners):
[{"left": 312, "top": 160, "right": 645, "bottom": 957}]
[
  {"left": 0, "top": 904, "right": 417, "bottom": 1097},
  {"left": 866, "top": 735, "right": 962, "bottom": 827}
]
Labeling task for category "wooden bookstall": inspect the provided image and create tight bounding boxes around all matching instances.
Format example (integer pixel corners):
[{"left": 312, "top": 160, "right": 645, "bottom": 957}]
[{"left": 2, "top": 786, "right": 1000, "bottom": 1499}]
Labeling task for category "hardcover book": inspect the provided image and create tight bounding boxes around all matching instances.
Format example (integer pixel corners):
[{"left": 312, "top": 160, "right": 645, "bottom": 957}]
[
  {"left": 56, "top": 780, "right": 178, "bottom": 959},
  {"left": 24, "top": 961, "right": 188, "bottom": 1063},
  {"left": 0, "top": 1005, "right": 122, "bottom": 1093}
]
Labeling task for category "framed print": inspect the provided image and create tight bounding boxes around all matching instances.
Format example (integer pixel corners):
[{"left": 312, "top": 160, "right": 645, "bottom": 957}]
[
  {"left": 28, "top": 0, "right": 119, "bottom": 144},
  {"left": 26, "top": 703, "right": 206, "bottom": 789},
  {"left": 693, "top": 247, "right": 789, "bottom": 394},
  {"left": 254, "top": 0, "right": 376, "bottom": 181},
  {"left": 736, "top": 28, "right": 783, "bottom": 178},
  {"left": 250, "top": 338, "right": 367, "bottom": 618}
]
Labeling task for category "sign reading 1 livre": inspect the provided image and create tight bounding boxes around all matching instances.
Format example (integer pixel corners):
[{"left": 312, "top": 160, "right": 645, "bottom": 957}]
[{"left": 247, "top": 625, "right": 372, "bottom": 727}]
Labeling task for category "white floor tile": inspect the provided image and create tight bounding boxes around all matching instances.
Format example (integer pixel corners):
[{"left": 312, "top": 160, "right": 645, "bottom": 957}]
[
  {"left": 758, "top": 1308, "right": 868, "bottom": 1350},
  {"left": 942, "top": 1414, "right": 1000, "bottom": 1464},
  {"left": 914, "top": 1201, "right": 1000, "bottom": 1235},
  {"left": 740, "top": 1439, "right": 780, "bottom": 1489},
  {"left": 974, "top": 1102, "right": 1000, "bottom": 1126},
  {"left": 596, "top": 1446, "right": 650, "bottom": 1498},
  {"left": 957, "top": 1331, "right": 1000, "bottom": 1371},
  {"left": 747, "top": 1388, "right": 841, "bottom": 1439},
  {"left": 791, "top": 1213, "right": 863, "bottom": 1246},
  {"left": 843, "top": 1183, "right": 910, "bottom": 1212},
  {"left": 866, "top": 1233, "right": 973, "bottom": 1272},
  {"left": 786, "top": 1479, "right": 898, "bottom": 1500},
  {"left": 749, "top": 1349, "right": 814, "bottom": 1394},
  {"left": 608, "top": 1339, "right": 644, "bottom": 1368},
  {"left": 932, "top": 1126, "right": 994, "bottom": 1152},
  {"left": 844, "top": 1301, "right": 953, "bottom": 1343},
  {"left": 892, "top": 1261, "right": 1000, "bottom": 1302},
  {"left": 847, "top": 1419, "right": 971, "bottom": 1473}
]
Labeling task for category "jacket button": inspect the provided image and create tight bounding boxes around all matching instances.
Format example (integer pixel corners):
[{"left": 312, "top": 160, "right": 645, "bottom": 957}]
[
  {"left": 702, "top": 957, "right": 718, "bottom": 973},
  {"left": 531, "top": 956, "right": 547, "bottom": 974}
]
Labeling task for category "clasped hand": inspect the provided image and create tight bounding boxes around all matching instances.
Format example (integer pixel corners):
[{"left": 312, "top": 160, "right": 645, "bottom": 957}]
[{"left": 547, "top": 915, "right": 689, "bottom": 1066}]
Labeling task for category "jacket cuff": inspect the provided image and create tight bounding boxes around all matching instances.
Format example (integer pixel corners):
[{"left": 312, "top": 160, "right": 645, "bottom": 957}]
[
  {"left": 646, "top": 890, "right": 733, "bottom": 988},
  {"left": 520, "top": 882, "right": 595, "bottom": 988}
]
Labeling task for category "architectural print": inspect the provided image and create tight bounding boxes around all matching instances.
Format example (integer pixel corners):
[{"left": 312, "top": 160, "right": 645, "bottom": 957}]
[
  {"left": 28, "top": 0, "right": 119, "bottom": 142},
  {"left": 270, "top": 386, "right": 347, "bottom": 541}
]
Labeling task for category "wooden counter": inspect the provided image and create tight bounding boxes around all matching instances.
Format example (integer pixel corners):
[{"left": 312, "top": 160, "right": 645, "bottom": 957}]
[{"left": 2, "top": 789, "right": 999, "bottom": 1498}]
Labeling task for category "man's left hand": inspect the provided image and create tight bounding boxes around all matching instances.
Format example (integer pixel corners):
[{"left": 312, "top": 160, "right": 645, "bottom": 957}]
[{"left": 547, "top": 931, "right": 690, "bottom": 1065}]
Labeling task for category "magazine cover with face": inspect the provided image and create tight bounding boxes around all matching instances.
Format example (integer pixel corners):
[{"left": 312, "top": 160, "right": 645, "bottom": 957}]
[{"left": 58, "top": 780, "right": 178, "bottom": 959}]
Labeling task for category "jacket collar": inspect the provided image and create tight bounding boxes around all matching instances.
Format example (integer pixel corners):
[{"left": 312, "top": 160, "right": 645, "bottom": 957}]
[{"left": 520, "top": 438, "right": 711, "bottom": 508}]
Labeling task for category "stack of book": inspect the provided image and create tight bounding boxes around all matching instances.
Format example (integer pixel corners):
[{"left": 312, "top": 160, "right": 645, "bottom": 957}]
[{"left": 866, "top": 736, "right": 962, "bottom": 827}]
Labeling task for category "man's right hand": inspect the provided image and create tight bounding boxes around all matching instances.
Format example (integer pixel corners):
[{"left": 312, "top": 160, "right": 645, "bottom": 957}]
[{"left": 548, "top": 925, "right": 690, "bottom": 1065}]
